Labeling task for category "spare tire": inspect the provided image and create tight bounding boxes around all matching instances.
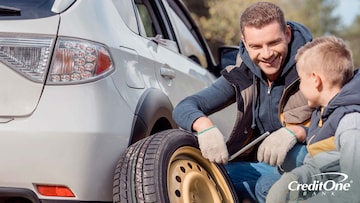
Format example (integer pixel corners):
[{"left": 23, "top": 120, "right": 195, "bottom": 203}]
[{"left": 113, "top": 129, "right": 238, "bottom": 203}]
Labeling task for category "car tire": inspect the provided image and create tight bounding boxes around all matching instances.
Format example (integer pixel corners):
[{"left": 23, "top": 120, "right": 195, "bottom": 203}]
[{"left": 113, "top": 129, "right": 239, "bottom": 203}]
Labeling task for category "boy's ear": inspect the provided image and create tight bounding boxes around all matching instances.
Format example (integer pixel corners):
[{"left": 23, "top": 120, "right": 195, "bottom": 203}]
[{"left": 312, "top": 72, "right": 323, "bottom": 91}]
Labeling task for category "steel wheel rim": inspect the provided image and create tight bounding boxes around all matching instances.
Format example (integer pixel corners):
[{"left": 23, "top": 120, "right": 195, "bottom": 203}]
[{"left": 167, "top": 146, "right": 234, "bottom": 203}]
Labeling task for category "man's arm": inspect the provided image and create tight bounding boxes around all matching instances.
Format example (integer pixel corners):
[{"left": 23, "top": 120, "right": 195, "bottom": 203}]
[
  {"left": 172, "top": 76, "right": 236, "bottom": 131},
  {"left": 172, "top": 76, "right": 236, "bottom": 164}
]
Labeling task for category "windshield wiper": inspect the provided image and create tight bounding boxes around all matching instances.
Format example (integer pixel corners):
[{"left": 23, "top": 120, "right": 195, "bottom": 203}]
[{"left": 0, "top": 5, "right": 21, "bottom": 16}]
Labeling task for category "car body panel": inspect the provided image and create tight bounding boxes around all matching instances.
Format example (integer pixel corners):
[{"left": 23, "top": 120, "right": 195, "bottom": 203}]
[
  {"left": 152, "top": 41, "right": 212, "bottom": 106},
  {"left": 0, "top": 62, "right": 44, "bottom": 117},
  {"left": 0, "top": 16, "right": 59, "bottom": 35},
  {"left": 0, "top": 16, "right": 58, "bottom": 117},
  {"left": 0, "top": 79, "right": 133, "bottom": 201}
]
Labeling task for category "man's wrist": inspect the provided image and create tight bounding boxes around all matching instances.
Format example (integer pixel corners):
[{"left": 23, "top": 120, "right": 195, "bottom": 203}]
[
  {"left": 284, "top": 127, "right": 298, "bottom": 142},
  {"left": 285, "top": 125, "right": 306, "bottom": 143},
  {"left": 197, "top": 125, "right": 217, "bottom": 136},
  {"left": 193, "top": 116, "right": 214, "bottom": 132}
]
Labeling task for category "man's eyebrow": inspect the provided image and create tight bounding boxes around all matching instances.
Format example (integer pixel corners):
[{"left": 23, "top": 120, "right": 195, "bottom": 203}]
[{"left": 246, "top": 36, "right": 283, "bottom": 47}]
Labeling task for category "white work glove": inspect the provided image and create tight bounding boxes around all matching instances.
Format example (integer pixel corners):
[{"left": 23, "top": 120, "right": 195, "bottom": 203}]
[
  {"left": 257, "top": 127, "right": 297, "bottom": 166},
  {"left": 266, "top": 173, "right": 299, "bottom": 203},
  {"left": 197, "top": 126, "right": 229, "bottom": 164}
]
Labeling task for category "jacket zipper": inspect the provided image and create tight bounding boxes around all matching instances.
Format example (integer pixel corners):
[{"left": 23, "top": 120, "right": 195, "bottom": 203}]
[
  {"left": 267, "top": 85, "right": 272, "bottom": 94},
  {"left": 267, "top": 82, "right": 275, "bottom": 129}
]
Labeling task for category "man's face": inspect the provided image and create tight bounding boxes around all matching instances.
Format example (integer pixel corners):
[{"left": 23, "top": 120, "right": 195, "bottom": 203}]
[{"left": 242, "top": 21, "right": 291, "bottom": 82}]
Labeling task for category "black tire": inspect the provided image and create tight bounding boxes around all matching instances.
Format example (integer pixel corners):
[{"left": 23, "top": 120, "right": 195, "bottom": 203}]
[{"left": 113, "top": 129, "right": 238, "bottom": 203}]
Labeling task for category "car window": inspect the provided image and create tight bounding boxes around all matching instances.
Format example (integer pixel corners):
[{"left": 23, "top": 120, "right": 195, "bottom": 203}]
[
  {"left": 134, "top": 0, "right": 170, "bottom": 39},
  {"left": 113, "top": 0, "right": 139, "bottom": 34},
  {"left": 134, "top": 0, "right": 180, "bottom": 53},
  {"left": 166, "top": 0, "right": 207, "bottom": 68},
  {"left": 136, "top": 4, "right": 155, "bottom": 37},
  {"left": 0, "top": 0, "right": 56, "bottom": 19}
]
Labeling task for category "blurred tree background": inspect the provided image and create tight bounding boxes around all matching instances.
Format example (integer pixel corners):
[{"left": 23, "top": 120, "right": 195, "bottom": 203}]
[{"left": 182, "top": 0, "right": 360, "bottom": 68}]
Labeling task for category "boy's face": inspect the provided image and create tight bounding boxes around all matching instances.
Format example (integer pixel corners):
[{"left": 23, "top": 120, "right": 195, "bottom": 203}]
[
  {"left": 242, "top": 21, "right": 291, "bottom": 82},
  {"left": 298, "top": 66, "right": 319, "bottom": 107}
]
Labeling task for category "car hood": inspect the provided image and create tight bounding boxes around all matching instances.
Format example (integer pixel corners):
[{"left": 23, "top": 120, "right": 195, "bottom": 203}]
[{"left": 0, "top": 15, "right": 59, "bottom": 118}]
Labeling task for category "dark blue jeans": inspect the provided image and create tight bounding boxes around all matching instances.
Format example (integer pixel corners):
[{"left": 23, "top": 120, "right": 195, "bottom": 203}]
[{"left": 224, "top": 143, "right": 307, "bottom": 202}]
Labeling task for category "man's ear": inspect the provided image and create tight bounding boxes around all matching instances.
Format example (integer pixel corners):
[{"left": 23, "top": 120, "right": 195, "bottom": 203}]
[
  {"left": 285, "top": 25, "right": 292, "bottom": 43},
  {"left": 241, "top": 35, "right": 246, "bottom": 45}
]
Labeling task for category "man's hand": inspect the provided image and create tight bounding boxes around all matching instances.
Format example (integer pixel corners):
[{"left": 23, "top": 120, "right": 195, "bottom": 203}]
[
  {"left": 266, "top": 173, "right": 299, "bottom": 203},
  {"left": 257, "top": 127, "right": 297, "bottom": 166},
  {"left": 197, "top": 126, "right": 229, "bottom": 164}
]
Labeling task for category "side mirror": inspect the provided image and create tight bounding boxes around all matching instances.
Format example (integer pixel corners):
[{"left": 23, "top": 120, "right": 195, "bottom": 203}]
[{"left": 218, "top": 45, "right": 239, "bottom": 71}]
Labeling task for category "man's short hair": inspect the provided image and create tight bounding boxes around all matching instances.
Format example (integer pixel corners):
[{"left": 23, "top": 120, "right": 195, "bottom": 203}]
[{"left": 240, "top": 2, "right": 286, "bottom": 35}]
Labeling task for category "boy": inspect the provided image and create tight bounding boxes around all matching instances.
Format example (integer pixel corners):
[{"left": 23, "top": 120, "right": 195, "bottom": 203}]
[{"left": 266, "top": 35, "right": 360, "bottom": 202}]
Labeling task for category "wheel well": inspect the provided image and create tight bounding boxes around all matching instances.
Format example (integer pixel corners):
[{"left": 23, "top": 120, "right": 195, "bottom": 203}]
[
  {"left": 129, "top": 88, "right": 177, "bottom": 145},
  {"left": 150, "top": 117, "right": 173, "bottom": 135}
]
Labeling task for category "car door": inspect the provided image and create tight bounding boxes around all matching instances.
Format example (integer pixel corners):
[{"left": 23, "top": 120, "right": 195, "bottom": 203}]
[
  {"left": 133, "top": 0, "right": 236, "bottom": 136},
  {"left": 133, "top": 0, "right": 213, "bottom": 106}
]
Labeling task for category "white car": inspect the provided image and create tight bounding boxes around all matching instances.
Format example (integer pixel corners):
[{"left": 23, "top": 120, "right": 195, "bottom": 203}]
[{"left": 0, "top": 0, "right": 238, "bottom": 202}]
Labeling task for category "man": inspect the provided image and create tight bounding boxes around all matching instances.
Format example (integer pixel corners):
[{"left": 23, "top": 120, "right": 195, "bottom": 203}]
[{"left": 173, "top": 2, "right": 313, "bottom": 202}]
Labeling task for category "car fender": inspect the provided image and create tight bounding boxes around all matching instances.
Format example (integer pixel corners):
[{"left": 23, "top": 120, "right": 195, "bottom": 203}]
[{"left": 129, "top": 88, "right": 177, "bottom": 145}]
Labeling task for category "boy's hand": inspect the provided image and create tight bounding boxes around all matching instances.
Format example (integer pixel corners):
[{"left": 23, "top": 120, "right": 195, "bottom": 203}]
[
  {"left": 197, "top": 126, "right": 229, "bottom": 164},
  {"left": 266, "top": 172, "right": 299, "bottom": 203},
  {"left": 257, "top": 127, "right": 297, "bottom": 165}
]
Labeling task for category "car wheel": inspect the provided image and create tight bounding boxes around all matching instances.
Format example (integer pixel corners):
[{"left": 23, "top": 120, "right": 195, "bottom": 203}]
[{"left": 113, "top": 129, "right": 238, "bottom": 203}]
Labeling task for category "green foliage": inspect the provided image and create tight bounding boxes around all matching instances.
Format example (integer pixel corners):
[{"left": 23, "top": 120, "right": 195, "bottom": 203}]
[
  {"left": 340, "top": 15, "right": 360, "bottom": 68},
  {"left": 280, "top": 0, "right": 340, "bottom": 36},
  {"left": 182, "top": 0, "right": 360, "bottom": 67}
]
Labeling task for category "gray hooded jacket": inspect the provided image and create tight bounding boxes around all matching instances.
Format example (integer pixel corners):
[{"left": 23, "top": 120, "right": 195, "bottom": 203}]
[{"left": 291, "top": 70, "right": 360, "bottom": 202}]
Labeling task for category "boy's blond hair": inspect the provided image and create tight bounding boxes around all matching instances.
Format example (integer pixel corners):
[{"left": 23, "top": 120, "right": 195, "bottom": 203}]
[{"left": 295, "top": 35, "right": 354, "bottom": 87}]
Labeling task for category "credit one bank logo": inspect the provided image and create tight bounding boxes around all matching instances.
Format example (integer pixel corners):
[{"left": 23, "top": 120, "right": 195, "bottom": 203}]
[{"left": 288, "top": 172, "right": 352, "bottom": 197}]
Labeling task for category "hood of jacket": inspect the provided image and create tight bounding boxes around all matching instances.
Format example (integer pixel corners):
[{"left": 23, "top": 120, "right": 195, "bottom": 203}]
[
  {"left": 238, "top": 21, "right": 313, "bottom": 80},
  {"left": 307, "top": 70, "right": 360, "bottom": 146},
  {"left": 322, "top": 70, "right": 360, "bottom": 122}
]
